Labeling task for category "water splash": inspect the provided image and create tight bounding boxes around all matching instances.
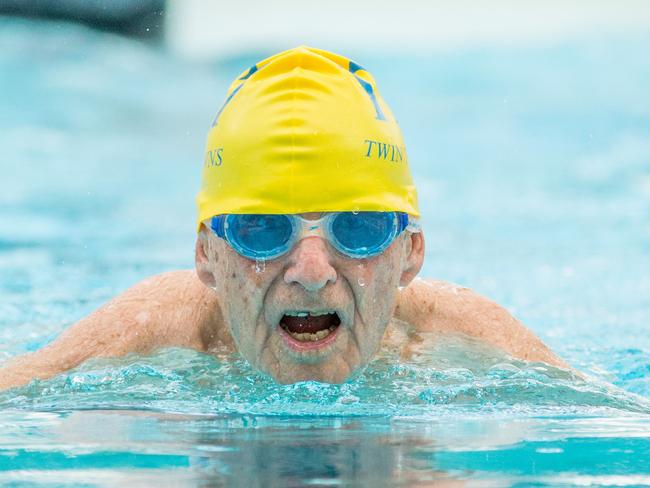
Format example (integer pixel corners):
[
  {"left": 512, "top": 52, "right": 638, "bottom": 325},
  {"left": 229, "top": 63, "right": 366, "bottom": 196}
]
[
  {"left": 2, "top": 334, "right": 648, "bottom": 416},
  {"left": 254, "top": 259, "right": 266, "bottom": 274}
]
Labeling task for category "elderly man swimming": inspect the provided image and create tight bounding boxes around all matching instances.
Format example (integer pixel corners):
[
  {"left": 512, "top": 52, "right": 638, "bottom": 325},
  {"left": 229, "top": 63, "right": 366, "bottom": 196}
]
[{"left": 0, "top": 47, "right": 565, "bottom": 389}]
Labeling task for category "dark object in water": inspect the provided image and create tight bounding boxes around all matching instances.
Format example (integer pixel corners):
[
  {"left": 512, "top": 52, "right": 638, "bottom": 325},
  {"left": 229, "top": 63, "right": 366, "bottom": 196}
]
[{"left": 0, "top": 0, "right": 165, "bottom": 39}]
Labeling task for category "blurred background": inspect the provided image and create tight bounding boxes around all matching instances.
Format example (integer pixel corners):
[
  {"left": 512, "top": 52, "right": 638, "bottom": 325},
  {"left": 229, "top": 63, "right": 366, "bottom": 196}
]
[
  {"left": 1, "top": 1, "right": 649, "bottom": 390},
  {"left": 3, "top": 0, "right": 650, "bottom": 55}
]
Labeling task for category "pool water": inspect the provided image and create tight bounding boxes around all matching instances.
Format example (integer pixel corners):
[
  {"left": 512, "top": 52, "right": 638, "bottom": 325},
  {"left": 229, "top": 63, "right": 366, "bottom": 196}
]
[{"left": 1, "top": 17, "right": 650, "bottom": 486}]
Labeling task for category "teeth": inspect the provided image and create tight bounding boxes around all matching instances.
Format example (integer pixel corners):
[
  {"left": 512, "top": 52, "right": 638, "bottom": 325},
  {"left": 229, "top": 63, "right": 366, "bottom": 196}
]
[
  {"left": 284, "top": 310, "right": 335, "bottom": 317},
  {"left": 288, "top": 327, "right": 335, "bottom": 342},
  {"left": 310, "top": 311, "right": 335, "bottom": 317}
]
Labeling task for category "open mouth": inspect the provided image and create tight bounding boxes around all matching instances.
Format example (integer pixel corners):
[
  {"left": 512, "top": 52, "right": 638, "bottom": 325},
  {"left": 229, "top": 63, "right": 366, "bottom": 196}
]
[{"left": 279, "top": 311, "right": 341, "bottom": 343}]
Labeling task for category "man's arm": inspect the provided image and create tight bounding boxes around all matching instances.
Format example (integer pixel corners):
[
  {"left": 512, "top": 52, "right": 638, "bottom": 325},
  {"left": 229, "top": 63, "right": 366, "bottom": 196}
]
[
  {"left": 0, "top": 270, "right": 221, "bottom": 390},
  {"left": 395, "top": 278, "right": 568, "bottom": 368}
]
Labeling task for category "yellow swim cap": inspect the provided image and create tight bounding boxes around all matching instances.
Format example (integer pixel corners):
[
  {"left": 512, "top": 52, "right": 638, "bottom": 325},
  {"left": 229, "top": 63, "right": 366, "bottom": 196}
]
[{"left": 196, "top": 46, "right": 419, "bottom": 229}]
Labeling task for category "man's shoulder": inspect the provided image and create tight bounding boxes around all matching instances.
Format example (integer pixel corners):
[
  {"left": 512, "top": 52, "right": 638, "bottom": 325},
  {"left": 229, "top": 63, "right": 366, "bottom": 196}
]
[
  {"left": 395, "top": 278, "right": 463, "bottom": 323},
  {"left": 125, "top": 270, "right": 228, "bottom": 352},
  {"left": 394, "top": 278, "right": 567, "bottom": 367},
  {"left": 394, "top": 278, "right": 501, "bottom": 333},
  {"left": 129, "top": 270, "right": 214, "bottom": 312},
  {"left": 153, "top": 269, "right": 214, "bottom": 301}
]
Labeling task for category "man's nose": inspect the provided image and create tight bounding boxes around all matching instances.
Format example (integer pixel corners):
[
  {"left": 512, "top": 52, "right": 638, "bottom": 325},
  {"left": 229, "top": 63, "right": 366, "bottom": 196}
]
[{"left": 283, "top": 237, "right": 337, "bottom": 292}]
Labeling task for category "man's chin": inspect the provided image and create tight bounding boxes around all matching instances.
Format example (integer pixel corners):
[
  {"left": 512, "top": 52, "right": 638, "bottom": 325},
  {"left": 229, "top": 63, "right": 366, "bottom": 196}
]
[
  {"left": 256, "top": 327, "right": 363, "bottom": 383},
  {"left": 261, "top": 353, "right": 359, "bottom": 384}
]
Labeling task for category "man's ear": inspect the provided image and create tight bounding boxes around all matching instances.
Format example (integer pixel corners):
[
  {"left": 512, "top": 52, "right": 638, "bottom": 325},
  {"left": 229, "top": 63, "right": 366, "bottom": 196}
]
[
  {"left": 400, "top": 231, "right": 425, "bottom": 287},
  {"left": 195, "top": 225, "right": 217, "bottom": 288}
]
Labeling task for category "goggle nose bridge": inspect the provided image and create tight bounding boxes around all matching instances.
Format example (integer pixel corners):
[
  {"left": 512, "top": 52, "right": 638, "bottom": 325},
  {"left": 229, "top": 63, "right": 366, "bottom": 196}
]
[{"left": 292, "top": 214, "right": 331, "bottom": 240}]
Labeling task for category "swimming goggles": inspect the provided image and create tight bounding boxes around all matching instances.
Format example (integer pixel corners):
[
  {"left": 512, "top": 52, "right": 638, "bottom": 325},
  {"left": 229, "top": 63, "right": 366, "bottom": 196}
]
[{"left": 207, "top": 212, "right": 421, "bottom": 260}]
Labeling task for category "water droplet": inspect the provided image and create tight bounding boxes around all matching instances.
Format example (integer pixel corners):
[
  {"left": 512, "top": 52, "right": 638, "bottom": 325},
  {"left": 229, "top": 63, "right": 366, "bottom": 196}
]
[
  {"left": 254, "top": 259, "right": 266, "bottom": 274},
  {"left": 357, "top": 277, "right": 366, "bottom": 287},
  {"left": 352, "top": 207, "right": 360, "bottom": 215}
]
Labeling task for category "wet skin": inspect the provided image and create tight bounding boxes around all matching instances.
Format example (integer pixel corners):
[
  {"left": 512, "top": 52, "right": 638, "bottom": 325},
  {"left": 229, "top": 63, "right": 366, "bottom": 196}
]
[
  {"left": 0, "top": 215, "right": 568, "bottom": 391},
  {"left": 195, "top": 213, "right": 425, "bottom": 383}
]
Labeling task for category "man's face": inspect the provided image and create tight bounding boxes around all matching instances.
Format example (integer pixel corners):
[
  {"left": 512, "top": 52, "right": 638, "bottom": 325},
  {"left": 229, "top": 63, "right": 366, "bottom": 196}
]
[{"left": 196, "top": 213, "right": 423, "bottom": 383}]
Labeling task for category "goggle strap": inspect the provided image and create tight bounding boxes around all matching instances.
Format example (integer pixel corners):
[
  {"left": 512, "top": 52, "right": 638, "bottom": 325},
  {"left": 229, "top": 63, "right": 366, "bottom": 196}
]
[{"left": 397, "top": 212, "right": 409, "bottom": 234}]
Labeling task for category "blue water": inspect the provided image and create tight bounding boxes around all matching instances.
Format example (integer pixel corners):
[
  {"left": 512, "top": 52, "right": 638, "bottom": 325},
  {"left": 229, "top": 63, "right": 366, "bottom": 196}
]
[{"left": 1, "top": 17, "right": 650, "bottom": 486}]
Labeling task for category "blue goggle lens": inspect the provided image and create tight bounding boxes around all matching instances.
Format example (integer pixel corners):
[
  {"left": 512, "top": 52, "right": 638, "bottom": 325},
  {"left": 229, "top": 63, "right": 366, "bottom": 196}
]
[
  {"left": 225, "top": 214, "right": 293, "bottom": 258},
  {"left": 330, "top": 212, "right": 396, "bottom": 257}
]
